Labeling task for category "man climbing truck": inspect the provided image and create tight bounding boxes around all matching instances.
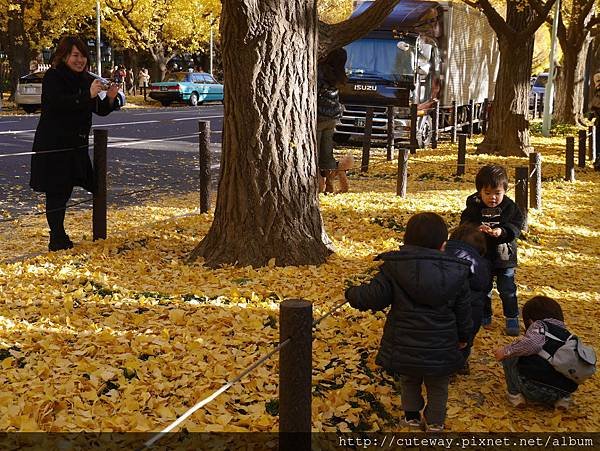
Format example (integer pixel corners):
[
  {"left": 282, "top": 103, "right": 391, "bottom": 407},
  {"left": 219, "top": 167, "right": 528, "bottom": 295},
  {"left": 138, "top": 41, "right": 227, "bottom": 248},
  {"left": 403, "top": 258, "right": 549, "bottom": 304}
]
[{"left": 335, "top": 0, "right": 499, "bottom": 148}]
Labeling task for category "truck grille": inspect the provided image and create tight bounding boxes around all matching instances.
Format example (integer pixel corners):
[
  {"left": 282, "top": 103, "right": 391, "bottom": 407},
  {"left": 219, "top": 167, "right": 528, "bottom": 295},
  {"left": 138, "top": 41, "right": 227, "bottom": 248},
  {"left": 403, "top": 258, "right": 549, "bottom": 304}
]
[{"left": 336, "top": 104, "right": 409, "bottom": 140}]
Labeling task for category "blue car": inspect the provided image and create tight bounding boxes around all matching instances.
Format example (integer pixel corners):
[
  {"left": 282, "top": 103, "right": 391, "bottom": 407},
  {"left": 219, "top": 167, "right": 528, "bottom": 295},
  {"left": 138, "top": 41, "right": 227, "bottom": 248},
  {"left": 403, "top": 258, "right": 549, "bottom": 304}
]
[{"left": 149, "top": 71, "right": 224, "bottom": 106}]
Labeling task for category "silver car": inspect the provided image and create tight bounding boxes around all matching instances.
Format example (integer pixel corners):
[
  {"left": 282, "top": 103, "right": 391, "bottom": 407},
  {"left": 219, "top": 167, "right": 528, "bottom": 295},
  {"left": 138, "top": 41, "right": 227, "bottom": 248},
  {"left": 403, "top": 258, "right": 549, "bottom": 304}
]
[{"left": 15, "top": 71, "right": 126, "bottom": 114}]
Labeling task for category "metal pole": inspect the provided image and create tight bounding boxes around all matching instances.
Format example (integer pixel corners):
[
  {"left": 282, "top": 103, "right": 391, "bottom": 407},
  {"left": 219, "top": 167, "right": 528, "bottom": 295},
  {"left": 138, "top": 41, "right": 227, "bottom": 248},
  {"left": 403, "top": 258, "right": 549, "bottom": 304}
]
[
  {"left": 210, "top": 26, "right": 214, "bottom": 75},
  {"left": 542, "top": 0, "right": 561, "bottom": 137},
  {"left": 96, "top": 0, "right": 102, "bottom": 76}
]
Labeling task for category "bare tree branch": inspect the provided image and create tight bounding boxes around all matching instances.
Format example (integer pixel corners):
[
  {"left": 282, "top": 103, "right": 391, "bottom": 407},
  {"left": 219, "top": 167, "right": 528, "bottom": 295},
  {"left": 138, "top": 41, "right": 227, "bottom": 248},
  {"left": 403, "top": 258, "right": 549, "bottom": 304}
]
[
  {"left": 474, "top": 0, "right": 516, "bottom": 38},
  {"left": 317, "top": 0, "right": 401, "bottom": 59}
]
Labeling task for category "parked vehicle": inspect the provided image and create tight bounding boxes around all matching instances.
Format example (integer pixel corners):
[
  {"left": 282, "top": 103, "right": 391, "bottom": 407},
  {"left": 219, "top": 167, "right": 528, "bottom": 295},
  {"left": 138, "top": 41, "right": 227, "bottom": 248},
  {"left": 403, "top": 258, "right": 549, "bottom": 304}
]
[
  {"left": 149, "top": 71, "right": 224, "bottom": 107},
  {"left": 335, "top": 0, "right": 499, "bottom": 147},
  {"left": 529, "top": 72, "right": 548, "bottom": 111},
  {"left": 15, "top": 71, "right": 126, "bottom": 114}
]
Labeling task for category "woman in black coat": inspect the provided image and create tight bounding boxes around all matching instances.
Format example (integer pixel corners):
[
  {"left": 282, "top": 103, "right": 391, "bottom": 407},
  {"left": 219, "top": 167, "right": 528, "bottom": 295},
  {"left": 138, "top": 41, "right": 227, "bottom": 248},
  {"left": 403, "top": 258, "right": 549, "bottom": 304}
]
[{"left": 30, "top": 36, "right": 120, "bottom": 251}]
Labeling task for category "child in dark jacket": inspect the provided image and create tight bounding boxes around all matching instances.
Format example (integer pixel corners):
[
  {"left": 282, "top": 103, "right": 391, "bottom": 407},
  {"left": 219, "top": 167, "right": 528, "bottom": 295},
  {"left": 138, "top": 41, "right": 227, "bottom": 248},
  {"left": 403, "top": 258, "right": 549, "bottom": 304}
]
[
  {"left": 461, "top": 164, "right": 524, "bottom": 336},
  {"left": 445, "top": 223, "right": 490, "bottom": 374},
  {"left": 495, "top": 296, "right": 579, "bottom": 410},
  {"left": 346, "top": 212, "right": 472, "bottom": 431}
]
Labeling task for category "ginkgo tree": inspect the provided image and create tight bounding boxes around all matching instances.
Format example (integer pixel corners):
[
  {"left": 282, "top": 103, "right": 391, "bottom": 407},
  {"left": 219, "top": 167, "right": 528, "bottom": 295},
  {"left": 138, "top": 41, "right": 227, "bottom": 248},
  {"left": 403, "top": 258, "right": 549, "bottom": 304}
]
[
  {"left": 188, "top": 0, "right": 403, "bottom": 268},
  {"left": 102, "top": 0, "right": 220, "bottom": 80},
  {"left": 0, "top": 0, "right": 95, "bottom": 96}
]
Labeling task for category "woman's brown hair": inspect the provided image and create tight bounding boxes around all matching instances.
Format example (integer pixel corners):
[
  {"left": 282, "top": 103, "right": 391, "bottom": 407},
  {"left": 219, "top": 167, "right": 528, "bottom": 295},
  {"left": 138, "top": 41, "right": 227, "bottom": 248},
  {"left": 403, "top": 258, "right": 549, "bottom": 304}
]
[{"left": 51, "top": 36, "right": 90, "bottom": 70}]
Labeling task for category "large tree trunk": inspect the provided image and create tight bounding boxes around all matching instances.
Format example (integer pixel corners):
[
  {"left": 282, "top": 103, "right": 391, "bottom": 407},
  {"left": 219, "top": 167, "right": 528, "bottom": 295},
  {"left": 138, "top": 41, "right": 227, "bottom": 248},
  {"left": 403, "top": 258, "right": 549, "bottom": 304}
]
[
  {"left": 149, "top": 43, "right": 173, "bottom": 81},
  {"left": 554, "top": 39, "right": 591, "bottom": 124},
  {"left": 190, "top": 0, "right": 329, "bottom": 268},
  {"left": 2, "top": 3, "right": 36, "bottom": 100},
  {"left": 478, "top": 1, "right": 536, "bottom": 157}
]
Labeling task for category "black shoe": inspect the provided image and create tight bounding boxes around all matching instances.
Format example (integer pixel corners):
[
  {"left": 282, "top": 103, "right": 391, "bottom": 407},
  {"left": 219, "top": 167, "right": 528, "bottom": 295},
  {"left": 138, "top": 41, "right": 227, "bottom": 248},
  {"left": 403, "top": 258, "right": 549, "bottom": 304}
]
[{"left": 49, "top": 234, "right": 74, "bottom": 252}]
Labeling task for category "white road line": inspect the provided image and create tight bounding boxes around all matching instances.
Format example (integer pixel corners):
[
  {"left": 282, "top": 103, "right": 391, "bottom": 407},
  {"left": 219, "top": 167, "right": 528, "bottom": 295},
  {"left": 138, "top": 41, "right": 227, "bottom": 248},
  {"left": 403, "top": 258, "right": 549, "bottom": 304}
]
[
  {"left": 0, "top": 120, "right": 21, "bottom": 124},
  {"left": 0, "top": 129, "right": 35, "bottom": 135},
  {"left": 92, "top": 120, "right": 159, "bottom": 128},
  {"left": 172, "top": 115, "right": 224, "bottom": 121}
]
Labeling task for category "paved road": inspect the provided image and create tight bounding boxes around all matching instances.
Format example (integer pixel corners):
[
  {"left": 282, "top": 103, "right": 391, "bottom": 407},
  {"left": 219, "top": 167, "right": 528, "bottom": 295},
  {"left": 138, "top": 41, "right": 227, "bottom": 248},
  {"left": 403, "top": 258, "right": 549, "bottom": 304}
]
[{"left": 0, "top": 104, "right": 224, "bottom": 217}]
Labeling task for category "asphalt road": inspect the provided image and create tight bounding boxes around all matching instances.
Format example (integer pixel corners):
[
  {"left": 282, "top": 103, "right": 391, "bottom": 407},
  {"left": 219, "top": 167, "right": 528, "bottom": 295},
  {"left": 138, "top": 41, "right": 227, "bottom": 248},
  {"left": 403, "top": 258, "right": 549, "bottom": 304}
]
[{"left": 0, "top": 104, "right": 224, "bottom": 217}]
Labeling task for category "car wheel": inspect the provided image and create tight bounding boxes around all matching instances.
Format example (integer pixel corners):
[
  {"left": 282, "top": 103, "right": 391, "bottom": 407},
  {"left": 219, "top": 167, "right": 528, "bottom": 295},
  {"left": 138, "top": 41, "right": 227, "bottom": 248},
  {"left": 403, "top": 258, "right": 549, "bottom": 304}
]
[
  {"left": 189, "top": 92, "right": 199, "bottom": 107},
  {"left": 160, "top": 101, "right": 172, "bottom": 107},
  {"left": 22, "top": 105, "right": 38, "bottom": 114}
]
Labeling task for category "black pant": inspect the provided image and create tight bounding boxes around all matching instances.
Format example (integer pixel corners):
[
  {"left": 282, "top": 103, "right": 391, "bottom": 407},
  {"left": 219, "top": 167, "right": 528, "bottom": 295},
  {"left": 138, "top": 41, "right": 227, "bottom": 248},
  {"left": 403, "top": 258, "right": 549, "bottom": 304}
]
[{"left": 45, "top": 189, "right": 72, "bottom": 237}]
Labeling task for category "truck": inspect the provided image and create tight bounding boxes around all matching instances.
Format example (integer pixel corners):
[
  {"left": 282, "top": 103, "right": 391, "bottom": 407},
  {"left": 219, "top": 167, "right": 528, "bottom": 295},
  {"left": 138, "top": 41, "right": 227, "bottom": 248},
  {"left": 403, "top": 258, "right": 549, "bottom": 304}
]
[{"left": 335, "top": 0, "right": 500, "bottom": 147}]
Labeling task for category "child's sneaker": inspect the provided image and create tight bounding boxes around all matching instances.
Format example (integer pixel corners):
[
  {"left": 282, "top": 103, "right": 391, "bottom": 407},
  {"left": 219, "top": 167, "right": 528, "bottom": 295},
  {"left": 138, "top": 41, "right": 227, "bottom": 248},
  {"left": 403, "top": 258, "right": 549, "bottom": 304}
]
[
  {"left": 401, "top": 412, "right": 423, "bottom": 429},
  {"left": 426, "top": 423, "right": 445, "bottom": 432},
  {"left": 507, "top": 392, "right": 526, "bottom": 407},
  {"left": 482, "top": 316, "right": 493, "bottom": 330},
  {"left": 505, "top": 317, "right": 520, "bottom": 336},
  {"left": 554, "top": 396, "right": 572, "bottom": 411}
]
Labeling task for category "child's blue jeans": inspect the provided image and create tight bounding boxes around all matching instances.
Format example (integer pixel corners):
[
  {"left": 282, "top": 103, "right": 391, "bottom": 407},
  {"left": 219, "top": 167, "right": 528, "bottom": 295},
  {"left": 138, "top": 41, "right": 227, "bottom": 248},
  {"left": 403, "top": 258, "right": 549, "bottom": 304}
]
[
  {"left": 502, "top": 357, "right": 569, "bottom": 404},
  {"left": 484, "top": 267, "right": 518, "bottom": 319}
]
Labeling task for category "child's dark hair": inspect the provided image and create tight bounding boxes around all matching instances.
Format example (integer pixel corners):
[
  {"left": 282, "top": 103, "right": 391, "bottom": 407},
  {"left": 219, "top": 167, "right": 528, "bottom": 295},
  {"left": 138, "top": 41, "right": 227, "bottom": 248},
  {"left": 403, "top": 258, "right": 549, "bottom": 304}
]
[
  {"left": 475, "top": 164, "right": 508, "bottom": 191},
  {"left": 404, "top": 212, "right": 448, "bottom": 250},
  {"left": 522, "top": 296, "right": 564, "bottom": 326},
  {"left": 449, "top": 223, "right": 487, "bottom": 255}
]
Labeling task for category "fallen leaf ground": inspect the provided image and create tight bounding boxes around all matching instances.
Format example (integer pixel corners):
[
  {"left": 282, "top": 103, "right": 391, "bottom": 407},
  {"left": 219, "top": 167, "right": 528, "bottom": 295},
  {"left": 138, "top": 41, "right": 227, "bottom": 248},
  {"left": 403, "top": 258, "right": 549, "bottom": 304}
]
[{"left": 0, "top": 131, "right": 598, "bottom": 433}]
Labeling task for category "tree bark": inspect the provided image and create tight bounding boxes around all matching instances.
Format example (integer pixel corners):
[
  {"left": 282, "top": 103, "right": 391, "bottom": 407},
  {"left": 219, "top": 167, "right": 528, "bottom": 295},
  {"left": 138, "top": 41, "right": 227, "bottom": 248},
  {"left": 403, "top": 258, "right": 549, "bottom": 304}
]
[
  {"left": 189, "top": 0, "right": 401, "bottom": 268},
  {"left": 553, "top": 0, "right": 596, "bottom": 124},
  {"left": 2, "top": 1, "right": 36, "bottom": 100},
  {"left": 477, "top": 0, "right": 537, "bottom": 157}
]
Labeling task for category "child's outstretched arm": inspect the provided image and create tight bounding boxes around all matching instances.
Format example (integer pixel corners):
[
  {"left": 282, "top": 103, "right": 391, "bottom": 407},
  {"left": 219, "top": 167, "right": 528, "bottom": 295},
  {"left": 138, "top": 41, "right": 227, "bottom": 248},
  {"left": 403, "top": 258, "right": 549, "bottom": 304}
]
[{"left": 345, "top": 269, "right": 393, "bottom": 313}]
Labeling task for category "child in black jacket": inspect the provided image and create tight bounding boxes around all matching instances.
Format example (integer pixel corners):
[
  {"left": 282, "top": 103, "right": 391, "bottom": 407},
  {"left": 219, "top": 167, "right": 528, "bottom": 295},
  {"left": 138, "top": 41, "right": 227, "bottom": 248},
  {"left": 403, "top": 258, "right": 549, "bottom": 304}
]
[
  {"left": 461, "top": 164, "right": 524, "bottom": 336},
  {"left": 445, "top": 223, "right": 490, "bottom": 373},
  {"left": 346, "top": 213, "right": 472, "bottom": 431}
]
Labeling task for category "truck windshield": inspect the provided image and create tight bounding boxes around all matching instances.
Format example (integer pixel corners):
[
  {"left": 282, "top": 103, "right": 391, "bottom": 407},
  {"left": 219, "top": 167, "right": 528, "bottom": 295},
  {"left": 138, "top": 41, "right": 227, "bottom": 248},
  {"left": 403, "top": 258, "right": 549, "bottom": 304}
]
[{"left": 345, "top": 38, "right": 415, "bottom": 83}]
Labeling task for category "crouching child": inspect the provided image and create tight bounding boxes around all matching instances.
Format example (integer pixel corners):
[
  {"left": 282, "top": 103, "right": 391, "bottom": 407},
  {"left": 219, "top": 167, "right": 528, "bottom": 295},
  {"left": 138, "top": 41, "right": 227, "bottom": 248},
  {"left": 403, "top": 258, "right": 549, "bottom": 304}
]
[
  {"left": 495, "top": 296, "right": 596, "bottom": 409},
  {"left": 345, "top": 212, "right": 472, "bottom": 431}
]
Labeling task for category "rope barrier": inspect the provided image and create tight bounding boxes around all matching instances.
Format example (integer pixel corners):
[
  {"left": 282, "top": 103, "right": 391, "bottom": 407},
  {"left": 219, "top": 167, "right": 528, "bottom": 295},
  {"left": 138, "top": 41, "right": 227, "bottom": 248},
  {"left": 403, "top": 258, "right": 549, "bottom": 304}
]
[
  {"left": 0, "top": 197, "right": 94, "bottom": 224},
  {"left": 0, "top": 144, "right": 89, "bottom": 159},
  {"left": 145, "top": 297, "right": 353, "bottom": 448}
]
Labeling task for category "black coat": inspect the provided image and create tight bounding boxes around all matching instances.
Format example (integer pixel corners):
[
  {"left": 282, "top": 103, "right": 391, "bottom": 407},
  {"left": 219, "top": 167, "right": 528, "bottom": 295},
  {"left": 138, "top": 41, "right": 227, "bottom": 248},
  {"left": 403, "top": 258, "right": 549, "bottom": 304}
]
[
  {"left": 30, "top": 64, "right": 116, "bottom": 194},
  {"left": 445, "top": 239, "right": 490, "bottom": 308},
  {"left": 460, "top": 193, "right": 524, "bottom": 269},
  {"left": 345, "top": 245, "right": 473, "bottom": 377}
]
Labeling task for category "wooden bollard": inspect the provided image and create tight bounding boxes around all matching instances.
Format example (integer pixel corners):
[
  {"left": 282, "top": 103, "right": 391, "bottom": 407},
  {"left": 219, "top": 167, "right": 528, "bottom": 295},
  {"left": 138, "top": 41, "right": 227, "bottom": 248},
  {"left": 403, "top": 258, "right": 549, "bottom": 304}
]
[
  {"left": 467, "top": 99, "right": 474, "bottom": 138},
  {"left": 532, "top": 93, "right": 538, "bottom": 119},
  {"left": 279, "top": 299, "right": 312, "bottom": 451},
  {"left": 529, "top": 152, "right": 542, "bottom": 211},
  {"left": 93, "top": 129, "right": 108, "bottom": 241},
  {"left": 361, "top": 107, "right": 374, "bottom": 172},
  {"left": 386, "top": 106, "right": 394, "bottom": 161},
  {"left": 481, "top": 98, "right": 489, "bottom": 134},
  {"left": 588, "top": 126, "right": 596, "bottom": 161},
  {"left": 515, "top": 166, "right": 529, "bottom": 232},
  {"left": 451, "top": 100, "right": 458, "bottom": 143},
  {"left": 409, "top": 103, "right": 418, "bottom": 154},
  {"left": 199, "top": 121, "right": 211, "bottom": 213},
  {"left": 578, "top": 129, "right": 586, "bottom": 168},
  {"left": 397, "top": 148, "right": 409, "bottom": 198},
  {"left": 456, "top": 134, "right": 466, "bottom": 176},
  {"left": 565, "top": 137, "right": 575, "bottom": 182},
  {"left": 431, "top": 100, "right": 439, "bottom": 149}
]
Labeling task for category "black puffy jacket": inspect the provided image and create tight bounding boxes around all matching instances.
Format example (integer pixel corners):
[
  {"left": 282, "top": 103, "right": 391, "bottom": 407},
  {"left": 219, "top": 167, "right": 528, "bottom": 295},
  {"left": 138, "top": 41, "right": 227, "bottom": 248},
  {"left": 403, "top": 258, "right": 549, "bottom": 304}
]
[
  {"left": 30, "top": 63, "right": 117, "bottom": 194},
  {"left": 445, "top": 240, "right": 490, "bottom": 308},
  {"left": 346, "top": 245, "right": 473, "bottom": 377},
  {"left": 460, "top": 193, "right": 524, "bottom": 269}
]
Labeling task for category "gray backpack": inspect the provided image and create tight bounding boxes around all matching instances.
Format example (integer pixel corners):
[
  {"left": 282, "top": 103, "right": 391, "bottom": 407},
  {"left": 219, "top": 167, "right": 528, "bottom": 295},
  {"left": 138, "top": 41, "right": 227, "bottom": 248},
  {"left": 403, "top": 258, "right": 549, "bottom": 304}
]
[{"left": 538, "top": 321, "right": 596, "bottom": 384}]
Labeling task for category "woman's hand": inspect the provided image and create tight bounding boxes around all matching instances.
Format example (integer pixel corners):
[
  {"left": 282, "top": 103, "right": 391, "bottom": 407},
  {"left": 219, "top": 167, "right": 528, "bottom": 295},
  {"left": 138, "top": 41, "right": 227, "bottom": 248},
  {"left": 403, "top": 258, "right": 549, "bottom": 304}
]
[
  {"left": 494, "top": 347, "right": 508, "bottom": 361},
  {"left": 106, "top": 83, "right": 119, "bottom": 102},
  {"left": 90, "top": 79, "right": 103, "bottom": 98}
]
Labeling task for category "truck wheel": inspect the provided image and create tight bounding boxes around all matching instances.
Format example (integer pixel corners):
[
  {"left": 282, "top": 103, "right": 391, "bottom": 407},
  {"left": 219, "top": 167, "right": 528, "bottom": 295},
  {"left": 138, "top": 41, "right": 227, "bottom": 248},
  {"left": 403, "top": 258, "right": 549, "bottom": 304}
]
[
  {"left": 417, "top": 115, "right": 432, "bottom": 149},
  {"left": 189, "top": 92, "right": 199, "bottom": 107}
]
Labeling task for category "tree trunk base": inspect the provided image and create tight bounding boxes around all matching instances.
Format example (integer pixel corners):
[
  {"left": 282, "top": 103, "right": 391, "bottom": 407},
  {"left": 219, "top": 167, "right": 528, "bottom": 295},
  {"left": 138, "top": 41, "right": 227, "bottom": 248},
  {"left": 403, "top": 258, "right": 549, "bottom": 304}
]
[{"left": 187, "top": 227, "right": 335, "bottom": 268}]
